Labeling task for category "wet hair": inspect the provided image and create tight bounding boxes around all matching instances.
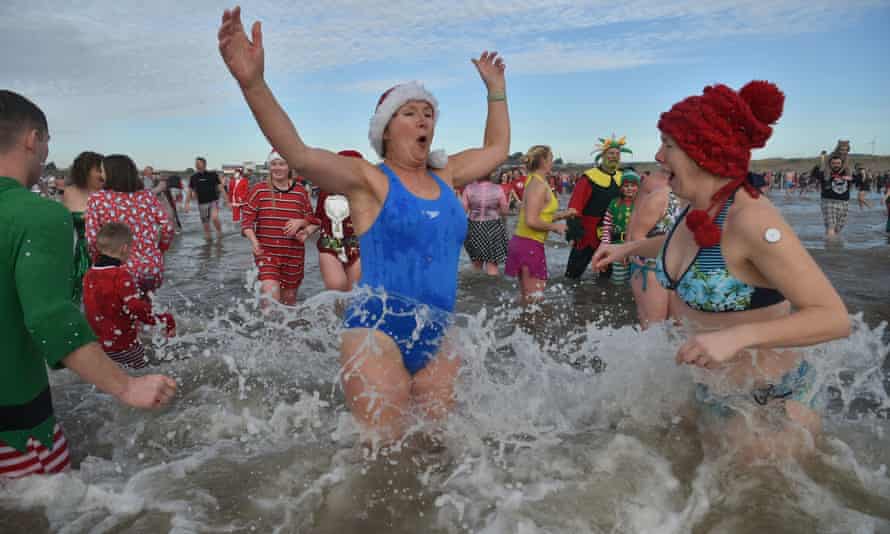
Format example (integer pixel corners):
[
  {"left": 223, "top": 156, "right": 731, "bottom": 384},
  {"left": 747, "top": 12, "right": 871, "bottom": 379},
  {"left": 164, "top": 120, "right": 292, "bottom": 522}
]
[
  {"left": 96, "top": 222, "right": 132, "bottom": 255},
  {"left": 521, "top": 145, "right": 553, "bottom": 172},
  {"left": 0, "top": 90, "right": 48, "bottom": 154},
  {"left": 103, "top": 154, "right": 143, "bottom": 192},
  {"left": 195, "top": 156, "right": 207, "bottom": 165},
  {"left": 69, "top": 151, "right": 104, "bottom": 189}
]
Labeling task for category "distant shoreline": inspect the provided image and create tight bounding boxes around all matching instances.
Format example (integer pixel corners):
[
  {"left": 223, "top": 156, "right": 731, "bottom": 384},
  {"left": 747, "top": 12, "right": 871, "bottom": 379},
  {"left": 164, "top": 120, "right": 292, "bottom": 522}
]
[
  {"left": 46, "top": 154, "right": 890, "bottom": 177},
  {"left": 557, "top": 154, "right": 890, "bottom": 174}
]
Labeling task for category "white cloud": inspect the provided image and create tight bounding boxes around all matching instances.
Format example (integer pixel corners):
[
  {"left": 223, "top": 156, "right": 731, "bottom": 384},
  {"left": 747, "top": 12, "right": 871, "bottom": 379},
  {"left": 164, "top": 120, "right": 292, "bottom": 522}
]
[
  {"left": 336, "top": 76, "right": 463, "bottom": 94},
  {"left": 1, "top": 0, "right": 885, "bottom": 164}
]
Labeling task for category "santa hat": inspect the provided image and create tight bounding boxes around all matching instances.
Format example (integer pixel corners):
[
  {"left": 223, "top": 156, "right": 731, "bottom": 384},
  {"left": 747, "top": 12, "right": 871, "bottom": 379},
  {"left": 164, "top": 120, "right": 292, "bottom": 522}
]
[
  {"left": 658, "top": 80, "right": 784, "bottom": 247},
  {"left": 368, "top": 81, "right": 448, "bottom": 168},
  {"left": 338, "top": 149, "right": 364, "bottom": 159},
  {"left": 266, "top": 149, "right": 285, "bottom": 165}
]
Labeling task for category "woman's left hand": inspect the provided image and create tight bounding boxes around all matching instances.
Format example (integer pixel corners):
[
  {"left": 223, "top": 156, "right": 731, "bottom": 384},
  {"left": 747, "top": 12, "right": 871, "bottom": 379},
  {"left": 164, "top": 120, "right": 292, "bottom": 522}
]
[
  {"left": 283, "top": 218, "right": 308, "bottom": 237},
  {"left": 676, "top": 329, "right": 747, "bottom": 369},
  {"left": 294, "top": 224, "right": 318, "bottom": 243},
  {"left": 472, "top": 51, "right": 506, "bottom": 92}
]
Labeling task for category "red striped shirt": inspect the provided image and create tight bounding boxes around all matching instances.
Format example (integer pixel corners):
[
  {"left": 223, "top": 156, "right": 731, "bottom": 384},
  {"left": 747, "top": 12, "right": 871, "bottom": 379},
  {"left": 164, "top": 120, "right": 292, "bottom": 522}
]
[{"left": 241, "top": 181, "right": 319, "bottom": 259}]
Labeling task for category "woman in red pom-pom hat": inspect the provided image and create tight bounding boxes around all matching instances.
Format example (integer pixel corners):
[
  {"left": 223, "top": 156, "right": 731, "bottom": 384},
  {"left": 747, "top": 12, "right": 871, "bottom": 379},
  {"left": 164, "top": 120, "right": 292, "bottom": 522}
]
[
  {"left": 593, "top": 81, "right": 851, "bottom": 457},
  {"left": 218, "top": 7, "right": 511, "bottom": 445}
]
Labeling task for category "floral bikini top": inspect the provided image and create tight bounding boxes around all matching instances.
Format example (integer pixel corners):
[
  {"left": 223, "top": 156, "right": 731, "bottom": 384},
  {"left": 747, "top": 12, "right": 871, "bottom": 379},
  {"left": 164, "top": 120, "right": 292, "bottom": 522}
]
[{"left": 655, "top": 193, "right": 785, "bottom": 313}]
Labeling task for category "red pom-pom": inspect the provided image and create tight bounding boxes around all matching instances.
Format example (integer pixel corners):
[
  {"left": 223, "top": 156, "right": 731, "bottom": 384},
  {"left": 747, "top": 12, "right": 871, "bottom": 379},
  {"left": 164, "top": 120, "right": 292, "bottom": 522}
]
[
  {"left": 694, "top": 222, "right": 722, "bottom": 248},
  {"left": 739, "top": 80, "right": 784, "bottom": 125},
  {"left": 686, "top": 209, "right": 709, "bottom": 230}
]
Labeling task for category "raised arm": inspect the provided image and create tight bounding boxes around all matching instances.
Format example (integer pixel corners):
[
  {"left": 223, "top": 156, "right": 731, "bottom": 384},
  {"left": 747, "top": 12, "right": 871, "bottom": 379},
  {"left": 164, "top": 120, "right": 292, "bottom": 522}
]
[
  {"left": 218, "top": 7, "right": 372, "bottom": 195},
  {"left": 447, "top": 52, "right": 511, "bottom": 188}
]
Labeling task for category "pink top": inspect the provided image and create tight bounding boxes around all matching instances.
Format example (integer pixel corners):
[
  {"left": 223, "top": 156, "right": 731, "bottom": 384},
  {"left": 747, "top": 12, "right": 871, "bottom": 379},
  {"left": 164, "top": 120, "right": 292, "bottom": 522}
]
[
  {"left": 86, "top": 190, "right": 174, "bottom": 288},
  {"left": 461, "top": 181, "right": 507, "bottom": 222}
]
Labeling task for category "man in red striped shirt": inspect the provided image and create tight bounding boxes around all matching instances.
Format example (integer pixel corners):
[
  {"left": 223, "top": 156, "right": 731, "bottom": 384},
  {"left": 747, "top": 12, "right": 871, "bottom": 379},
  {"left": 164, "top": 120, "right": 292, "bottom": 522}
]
[{"left": 242, "top": 150, "right": 319, "bottom": 306}]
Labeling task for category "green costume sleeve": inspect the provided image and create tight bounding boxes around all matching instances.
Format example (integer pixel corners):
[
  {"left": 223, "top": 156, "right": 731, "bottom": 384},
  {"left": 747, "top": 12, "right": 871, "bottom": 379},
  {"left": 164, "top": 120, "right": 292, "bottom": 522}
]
[{"left": 14, "top": 199, "right": 96, "bottom": 369}]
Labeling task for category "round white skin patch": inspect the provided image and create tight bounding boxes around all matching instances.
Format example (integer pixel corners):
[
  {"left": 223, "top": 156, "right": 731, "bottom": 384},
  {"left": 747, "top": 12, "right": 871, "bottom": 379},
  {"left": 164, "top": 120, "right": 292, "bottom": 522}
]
[{"left": 764, "top": 228, "right": 782, "bottom": 243}]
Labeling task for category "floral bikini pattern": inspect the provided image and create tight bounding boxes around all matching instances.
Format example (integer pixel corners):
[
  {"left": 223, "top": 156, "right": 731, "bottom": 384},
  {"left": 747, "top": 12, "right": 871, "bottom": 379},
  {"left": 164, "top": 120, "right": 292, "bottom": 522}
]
[{"left": 674, "top": 263, "right": 754, "bottom": 312}]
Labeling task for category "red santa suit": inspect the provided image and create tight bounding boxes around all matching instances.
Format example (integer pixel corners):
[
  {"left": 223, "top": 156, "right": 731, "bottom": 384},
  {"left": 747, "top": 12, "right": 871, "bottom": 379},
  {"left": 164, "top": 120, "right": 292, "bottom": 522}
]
[
  {"left": 82, "top": 255, "right": 174, "bottom": 368},
  {"left": 228, "top": 170, "right": 250, "bottom": 222}
]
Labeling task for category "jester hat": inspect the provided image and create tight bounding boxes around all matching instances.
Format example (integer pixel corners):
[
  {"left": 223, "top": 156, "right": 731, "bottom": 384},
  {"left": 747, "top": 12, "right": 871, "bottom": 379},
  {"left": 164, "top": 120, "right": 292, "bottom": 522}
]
[{"left": 592, "top": 135, "right": 632, "bottom": 163}]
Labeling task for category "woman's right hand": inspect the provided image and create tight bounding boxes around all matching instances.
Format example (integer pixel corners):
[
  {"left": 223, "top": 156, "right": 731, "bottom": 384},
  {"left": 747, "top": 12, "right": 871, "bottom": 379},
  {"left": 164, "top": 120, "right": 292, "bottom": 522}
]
[
  {"left": 592, "top": 243, "right": 629, "bottom": 271},
  {"left": 218, "top": 6, "right": 265, "bottom": 90},
  {"left": 251, "top": 240, "right": 264, "bottom": 256}
]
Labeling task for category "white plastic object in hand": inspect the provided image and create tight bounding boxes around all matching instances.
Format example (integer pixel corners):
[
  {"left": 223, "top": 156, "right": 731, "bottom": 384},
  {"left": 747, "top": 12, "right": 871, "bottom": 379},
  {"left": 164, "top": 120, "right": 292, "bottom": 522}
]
[
  {"left": 764, "top": 228, "right": 782, "bottom": 243},
  {"left": 325, "top": 195, "right": 351, "bottom": 262}
]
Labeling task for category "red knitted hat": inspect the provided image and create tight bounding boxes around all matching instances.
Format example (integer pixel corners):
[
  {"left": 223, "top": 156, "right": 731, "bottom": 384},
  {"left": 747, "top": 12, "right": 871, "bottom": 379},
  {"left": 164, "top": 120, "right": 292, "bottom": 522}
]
[
  {"left": 657, "top": 80, "right": 784, "bottom": 181},
  {"left": 658, "top": 81, "right": 784, "bottom": 247}
]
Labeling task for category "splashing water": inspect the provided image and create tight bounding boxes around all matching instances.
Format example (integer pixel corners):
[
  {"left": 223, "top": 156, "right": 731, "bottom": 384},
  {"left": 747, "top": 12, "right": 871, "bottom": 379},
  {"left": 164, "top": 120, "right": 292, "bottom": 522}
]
[
  {"left": 1, "top": 195, "right": 888, "bottom": 533},
  {"left": 1, "top": 285, "right": 888, "bottom": 533}
]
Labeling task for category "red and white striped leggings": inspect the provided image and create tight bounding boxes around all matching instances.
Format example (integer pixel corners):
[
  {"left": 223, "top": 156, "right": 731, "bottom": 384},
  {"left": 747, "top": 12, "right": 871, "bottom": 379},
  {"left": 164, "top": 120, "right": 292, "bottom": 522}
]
[{"left": 0, "top": 423, "right": 70, "bottom": 479}]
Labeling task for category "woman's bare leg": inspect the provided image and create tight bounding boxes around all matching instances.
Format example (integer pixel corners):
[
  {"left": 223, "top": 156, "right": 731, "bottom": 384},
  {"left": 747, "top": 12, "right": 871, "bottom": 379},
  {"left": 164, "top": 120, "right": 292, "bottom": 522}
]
[{"left": 340, "top": 328, "right": 413, "bottom": 445}]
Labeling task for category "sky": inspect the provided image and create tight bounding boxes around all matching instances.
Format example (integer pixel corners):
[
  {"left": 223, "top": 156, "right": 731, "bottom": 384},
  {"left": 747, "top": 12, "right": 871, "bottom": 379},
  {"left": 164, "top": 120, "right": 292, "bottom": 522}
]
[{"left": 3, "top": 0, "right": 890, "bottom": 170}]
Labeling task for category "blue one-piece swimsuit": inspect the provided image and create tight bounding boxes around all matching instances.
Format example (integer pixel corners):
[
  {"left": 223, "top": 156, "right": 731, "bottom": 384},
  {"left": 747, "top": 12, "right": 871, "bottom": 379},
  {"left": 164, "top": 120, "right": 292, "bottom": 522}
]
[{"left": 343, "top": 163, "right": 468, "bottom": 375}]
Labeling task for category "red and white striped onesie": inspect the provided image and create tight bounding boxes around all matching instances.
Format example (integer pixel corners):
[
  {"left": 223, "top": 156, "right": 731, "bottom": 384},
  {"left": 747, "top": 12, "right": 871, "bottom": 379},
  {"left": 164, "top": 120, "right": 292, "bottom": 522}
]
[{"left": 241, "top": 181, "right": 319, "bottom": 290}]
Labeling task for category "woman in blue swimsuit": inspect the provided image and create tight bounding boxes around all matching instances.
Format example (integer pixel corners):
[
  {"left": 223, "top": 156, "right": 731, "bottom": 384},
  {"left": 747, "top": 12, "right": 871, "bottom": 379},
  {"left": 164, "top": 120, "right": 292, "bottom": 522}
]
[
  {"left": 593, "top": 81, "right": 850, "bottom": 457},
  {"left": 218, "top": 8, "right": 510, "bottom": 444}
]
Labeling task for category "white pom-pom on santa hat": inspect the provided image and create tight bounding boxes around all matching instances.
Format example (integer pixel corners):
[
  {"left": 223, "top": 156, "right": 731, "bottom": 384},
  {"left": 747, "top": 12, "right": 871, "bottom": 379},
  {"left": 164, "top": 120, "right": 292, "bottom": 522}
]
[{"left": 368, "top": 81, "right": 448, "bottom": 169}]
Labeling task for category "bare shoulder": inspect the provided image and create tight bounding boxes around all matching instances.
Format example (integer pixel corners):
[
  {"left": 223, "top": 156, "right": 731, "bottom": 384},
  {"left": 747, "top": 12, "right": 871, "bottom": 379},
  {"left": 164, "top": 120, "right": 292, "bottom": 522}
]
[
  {"left": 726, "top": 193, "right": 793, "bottom": 243},
  {"left": 433, "top": 163, "right": 458, "bottom": 189},
  {"left": 640, "top": 187, "right": 669, "bottom": 210},
  {"left": 351, "top": 159, "right": 389, "bottom": 205}
]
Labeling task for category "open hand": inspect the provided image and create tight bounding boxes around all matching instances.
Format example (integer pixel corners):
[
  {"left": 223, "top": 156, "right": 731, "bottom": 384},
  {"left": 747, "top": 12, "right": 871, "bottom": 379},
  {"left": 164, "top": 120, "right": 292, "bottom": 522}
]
[
  {"left": 218, "top": 6, "right": 265, "bottom": 90},
  {"left": 591, "top": 243, "right": 628, "bottom": 271},
  {"left": 472, "top": 51, "right": 506, "bottom": 93}
]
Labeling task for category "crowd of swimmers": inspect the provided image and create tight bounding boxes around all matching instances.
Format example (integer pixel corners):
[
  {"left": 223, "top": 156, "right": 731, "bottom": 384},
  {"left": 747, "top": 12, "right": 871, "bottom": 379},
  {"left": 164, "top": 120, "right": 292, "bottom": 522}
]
[{"left": 1, "top": 5, "right": 880, "bottom": 480}]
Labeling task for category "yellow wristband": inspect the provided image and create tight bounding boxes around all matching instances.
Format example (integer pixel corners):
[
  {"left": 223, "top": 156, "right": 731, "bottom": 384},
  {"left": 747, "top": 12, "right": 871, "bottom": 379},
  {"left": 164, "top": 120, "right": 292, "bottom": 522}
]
[{"left": 487, "top": 92, "right": 506, "bottom": 102}]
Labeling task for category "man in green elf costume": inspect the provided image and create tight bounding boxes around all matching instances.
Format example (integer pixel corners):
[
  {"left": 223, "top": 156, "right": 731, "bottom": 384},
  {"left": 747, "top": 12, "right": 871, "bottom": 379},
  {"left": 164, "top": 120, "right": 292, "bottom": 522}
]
[{"left": 0, "top": 90, "right": 177, "bottom": 479}]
